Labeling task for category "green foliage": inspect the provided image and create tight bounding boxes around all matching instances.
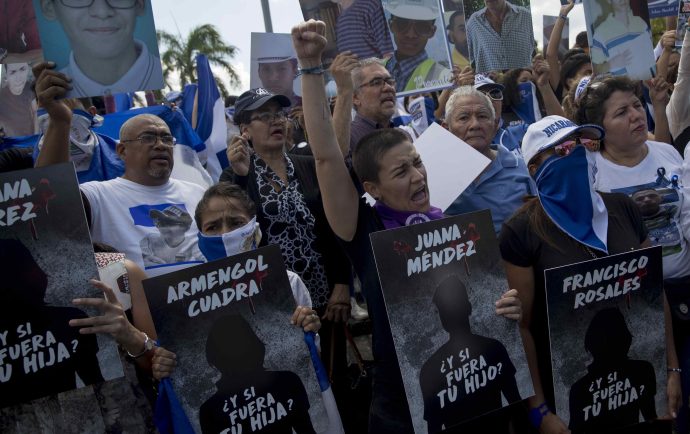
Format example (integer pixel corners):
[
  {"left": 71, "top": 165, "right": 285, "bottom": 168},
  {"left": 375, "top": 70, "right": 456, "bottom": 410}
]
[
  {"left": 650, "top": 17, "right": 667, "bottom": 45},
  {"left": 157, "top": 24, "right": 239, "bottom": 98}
]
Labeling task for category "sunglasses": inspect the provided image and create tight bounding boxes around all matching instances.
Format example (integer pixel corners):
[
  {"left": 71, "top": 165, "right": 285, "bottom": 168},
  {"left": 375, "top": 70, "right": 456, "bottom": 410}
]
[
  {"left": 389, "top": 17, "right": 436, "bottom": 37},
  {"left": 553, "top": 137, "right": 599, "bottom": 157},
  {"left": 481, "top": 88, "right": 503, "bottom": 101}
]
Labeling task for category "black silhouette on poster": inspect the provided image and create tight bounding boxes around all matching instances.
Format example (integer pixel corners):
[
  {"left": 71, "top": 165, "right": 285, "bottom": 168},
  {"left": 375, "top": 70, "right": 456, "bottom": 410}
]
[
  {"left": 419, "top": 275, "right": 520, "bottom": 432},
  {"left": 199, "top": 314, "right": 314, "bottom": 434},
  {"left": 544, "top": 247, "right": 665, "bottom": 433}
]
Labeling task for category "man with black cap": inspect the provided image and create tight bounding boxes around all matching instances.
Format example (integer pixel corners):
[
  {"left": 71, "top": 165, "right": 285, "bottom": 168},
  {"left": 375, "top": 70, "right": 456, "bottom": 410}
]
[
  {"left": 141, "top": 205, "right": 203, "bottom": 267},
  {"left": 33, "top": 62, "right": 206, "bottom": 277},
  {"left": 383, "top": 0, "right": 452, "bottom": 92}
]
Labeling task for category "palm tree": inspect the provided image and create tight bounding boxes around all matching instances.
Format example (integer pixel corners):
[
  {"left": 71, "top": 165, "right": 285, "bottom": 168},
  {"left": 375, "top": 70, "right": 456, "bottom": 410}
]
[{"left": 157, "top": 24, "right": 239, "bottom": 97}]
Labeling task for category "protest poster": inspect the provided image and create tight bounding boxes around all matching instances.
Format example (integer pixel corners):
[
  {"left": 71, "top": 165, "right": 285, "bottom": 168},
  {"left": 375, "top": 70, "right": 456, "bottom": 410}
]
[
  {"left": 0, "top": 0, "right": 43, "bottom": 64},
  {"left": 371, "top": 211, "right": 534, "bottom": 433},
  {"left": 299, "top": 0, "right": 394, "bottom": 64},
  {"left": 648, "top": 0, "right": 679, "bottom": 18},
  {"left": 0, "top": 163, "right": 123, "bottom": 410},
  {"left": 545, "top": 246, "right": 665, "bottom": 433},
  {"left": 143, "top": 244, "right": 336, "bottom": 434},
  {"left": 583, "top": 0, "right": 656, "bottom": 80},
  {"left": 0, "top": 62, "right": 38, "bottom": 137},
  {"left": 463, "top": 0, "right": 535, "bottom": 72},
  {"left": 32, "top": 0, "right": 164, "bottom": 98},
  {"left": 442, "top": 0, "right": 471, "bottom": 69},
  {"left": 677, "top": 0, "right": 690, "bottom": 47},
  {"left": 381, "top": 0, "right": 454, "bottom": 96},
  {"left": 543, "top": 15, "right": 570, "bottom": 60},
  {"left": 250, "top": 33, "right": 302, "bottom": 108}
]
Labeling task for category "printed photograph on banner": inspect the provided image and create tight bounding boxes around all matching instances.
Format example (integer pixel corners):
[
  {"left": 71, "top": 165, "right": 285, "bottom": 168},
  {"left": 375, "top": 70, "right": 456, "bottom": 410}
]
[
  {"left": 250, "top": 32, "right": 302, "bottom": 108},
  {"left": 370, "top": 211, "right": 534, "bottom": 434},
  {"left": 299, "top": 0, "right": 395, "bottom": 64},
  {"left": 380, "top": 0, "right": 453, "bottom": 96},
  {"left": 583, "top": 0, "right": 656, "bottom": 80},
  {"left": 442, "top": 0, "right": 471, "bottom": 69},
  {"left": 544, "top": 247, "right": 665, "bottom": 433},
  {"left": 462, "top": 0, "right": 536, "bottom": 73},
  {"left": 543, "top": 15, "right": 570, "bottom": 60},
  {"left": 0, "top": 0, "right": 43, "bottom": 64},
  {"left": 143, "top": 245, "right": 338, "bottom": 434},
  {"left": 0, "top": 163, "right": 123, "bottom": 410},
  {"left": 32, "top": 0, "right": 164, "bottom": 98},
  {"left": 0, "top": 63, "right": 39, "bottom": 137},
  {"left": 677, "top": 0, "right": 690, "bottom": 47},
  {"left": 648, "top": 0, "right": 679, "bottom": 19}
]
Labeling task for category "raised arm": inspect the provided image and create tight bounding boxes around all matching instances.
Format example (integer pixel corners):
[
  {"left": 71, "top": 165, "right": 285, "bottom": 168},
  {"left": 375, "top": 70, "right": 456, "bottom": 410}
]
[
  {"left": 546, "top": 2, "right": 574, "bottom": 91},
  {"left": 32, "top": 62, "right": 73, "bottom": 167},
  {"left": 293, "top": 20, "right": 360, "bottom": 241},
  {"left": 667, "top": 30, "right": 690, "bottom": 140},
  {"left": 533, "top": 55, "right": 565, "bottom": 117},
  {"left": 329, "top": 51, "right": 359, "bottom": 158}
]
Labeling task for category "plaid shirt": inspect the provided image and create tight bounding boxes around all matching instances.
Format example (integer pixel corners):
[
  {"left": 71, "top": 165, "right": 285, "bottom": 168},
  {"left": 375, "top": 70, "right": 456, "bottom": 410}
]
[
  {"left": 466, "top": 1, "right": 535, "bottom": 72},
  {"left": 386, "top": 51, "right": 430, "bottom": 92}
]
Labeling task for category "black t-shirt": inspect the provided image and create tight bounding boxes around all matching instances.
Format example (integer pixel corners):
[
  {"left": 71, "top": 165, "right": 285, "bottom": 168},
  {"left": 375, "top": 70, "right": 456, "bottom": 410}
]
[
  {"left": 199, "top": 371, "right": 313, "bottom": 434},
  {"left": 498, "top": 192, "right": 648, "bottom": 408},
  {"left": 0, "top": 147, "right": 33, "bottom": 173}
]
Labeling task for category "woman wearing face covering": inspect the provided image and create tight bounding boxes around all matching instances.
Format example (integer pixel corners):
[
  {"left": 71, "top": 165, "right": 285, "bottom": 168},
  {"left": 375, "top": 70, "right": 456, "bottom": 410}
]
[
  {"left": 0, "top": 63, "right": 37, "bottom": 137},
  {"left": 499, "top": 115, "right": 679, "bottom": 433}
]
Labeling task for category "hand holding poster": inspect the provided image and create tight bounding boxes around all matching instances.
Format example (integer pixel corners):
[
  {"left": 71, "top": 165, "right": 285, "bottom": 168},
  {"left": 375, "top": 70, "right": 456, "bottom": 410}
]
[
  {"left": 370, "top": 211, "right": 533, "bottom": 433},
  {"left": 143, "top": 245, "right": 335, "bottom": 434},
  {"left": 0, "top": 163, "right": 123, "bottom": 409},
  {"left": 544, "top": 246, "right": 665, "bottom": 433}
]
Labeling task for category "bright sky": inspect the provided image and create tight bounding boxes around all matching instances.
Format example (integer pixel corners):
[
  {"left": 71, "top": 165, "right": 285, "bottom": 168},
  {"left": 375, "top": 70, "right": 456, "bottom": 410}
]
[{"left": 151, "top": 0, "right": 587, "bottom": 95}]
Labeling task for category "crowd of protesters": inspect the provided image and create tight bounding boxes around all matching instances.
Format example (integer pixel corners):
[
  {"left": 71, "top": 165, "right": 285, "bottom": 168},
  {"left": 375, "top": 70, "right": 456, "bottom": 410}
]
[{"left": 1, "top": 2, "right": 690, "bottom": 433}]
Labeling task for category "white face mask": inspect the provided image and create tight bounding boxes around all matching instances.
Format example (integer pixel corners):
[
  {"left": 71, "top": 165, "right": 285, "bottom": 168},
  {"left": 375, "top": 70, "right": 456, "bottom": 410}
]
[{"left": 197, "top": 217, "right": 262, "bottom": 262}]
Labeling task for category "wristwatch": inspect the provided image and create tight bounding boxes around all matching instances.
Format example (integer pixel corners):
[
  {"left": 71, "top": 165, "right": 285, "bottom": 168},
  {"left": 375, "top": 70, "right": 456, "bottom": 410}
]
[{"left": 126, "top": 333, "right": 156, "bottom": 359}]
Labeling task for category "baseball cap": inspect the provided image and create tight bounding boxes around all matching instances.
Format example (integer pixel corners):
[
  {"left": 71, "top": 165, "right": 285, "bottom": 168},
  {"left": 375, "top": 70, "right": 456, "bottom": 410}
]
[
  {"left": 384, "top": 0, "right": 438, "bottom": 20},
  {"left": 474, "top": 73, "right": 504, "bottom": 91},
  {"left": 150, "top": 205, "right": 193, "bottom": 227},
  {"left": 233, "top": 88, "right": 291, "bottom": 124},
  {"left": 521, "top": 115, "right": 604, "bottom": 164}
]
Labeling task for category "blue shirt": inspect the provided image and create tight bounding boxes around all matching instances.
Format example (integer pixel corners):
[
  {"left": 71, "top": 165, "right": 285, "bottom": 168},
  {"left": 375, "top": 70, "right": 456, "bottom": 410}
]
[
  {"left": 493, "top": 122, "right": 528, "bottom": 152},
  {"left": 445, "top": 144, "right": 536, "bottom": 234}
]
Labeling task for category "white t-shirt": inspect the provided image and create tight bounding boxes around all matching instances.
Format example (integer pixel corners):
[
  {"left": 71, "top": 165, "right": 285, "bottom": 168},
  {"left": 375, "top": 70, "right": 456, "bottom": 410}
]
[
  {"left": 593, "top": 141, "right": 690, "bottom": 278},
  {"left": 61, "top": 40, "right": 164, "bottom": 98},
  {"left": 81, "top": 177, "right": 206, "bottom": 277}
]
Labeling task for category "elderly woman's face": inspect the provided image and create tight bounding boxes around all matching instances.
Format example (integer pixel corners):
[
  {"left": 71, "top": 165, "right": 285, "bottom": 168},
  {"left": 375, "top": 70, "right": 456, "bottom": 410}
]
[
  {"left": 240, "top": 100, "right": 288, "bottom": 151},
  {"left": 364, "top": 140, "right": 430, "bottom": 213},
  {"left": 601, "top": 90, "right": 647, "bottom": 150}
]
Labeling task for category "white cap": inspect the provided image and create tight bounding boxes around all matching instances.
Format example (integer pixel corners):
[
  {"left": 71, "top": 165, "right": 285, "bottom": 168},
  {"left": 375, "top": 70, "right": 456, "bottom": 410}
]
[
  {"left": 384, "top": 0, "right": 439, "bottom": 20},
  {"left": 253, "top": 33, "right": 296, "bottom": 64},
  {"left": 474, "top": 73, "right": 504, "bottom": 91},
  {"left": 521, "top": 115, "right": 604, "bottom": 164}
]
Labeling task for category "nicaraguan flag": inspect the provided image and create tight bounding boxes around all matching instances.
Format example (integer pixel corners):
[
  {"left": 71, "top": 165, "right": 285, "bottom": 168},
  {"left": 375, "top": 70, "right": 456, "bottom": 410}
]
[
  {"left": 512, "top": 82, "right": 542, "bottom": 125},
  {"left": 304, "top": 332, "right": 345, "bottom": 434},
  {"left": 192, "top": 54, "right": 228, "bottom": 182}
]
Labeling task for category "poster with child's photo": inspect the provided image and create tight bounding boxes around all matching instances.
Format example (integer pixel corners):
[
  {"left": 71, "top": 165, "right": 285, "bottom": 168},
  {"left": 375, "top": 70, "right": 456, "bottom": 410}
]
[
  {"left": 0, "top": 163, "right": 123, "bottom": 411},
  {"left": 545, "top": 247, "right": 665, "bottom": 433},
  {"left": 143, "top": 244, "right": 338, "bottom": 434},
  {"left": 32, "top": 0, "right": 164, "bottom": 98},
  {"left": 250, "top": 32, "right": 302, "bottom": 108},
  {"left": 583, "top": 0, "right": 656, "bottom": 80},
  {"left": 371, "top": 211, "right": 533, "bottom": 434},
  {"left": 0, "top": 0, "right": 43, "bottom": 64}
]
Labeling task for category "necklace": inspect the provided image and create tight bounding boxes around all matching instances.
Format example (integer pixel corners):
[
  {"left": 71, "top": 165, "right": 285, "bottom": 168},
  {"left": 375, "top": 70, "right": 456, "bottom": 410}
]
[{"left": 601, "top": 143, "right": 648, "bottom": 167}]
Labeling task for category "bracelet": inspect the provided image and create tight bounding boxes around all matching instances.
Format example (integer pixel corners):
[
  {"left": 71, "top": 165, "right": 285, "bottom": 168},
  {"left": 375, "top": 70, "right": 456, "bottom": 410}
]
[
  {"left": 297, "top": 64, "right": 326, "bottom": 76},
  {"left": 559, "top": 14, "right": 568, "bottom": 20},
  {"left": 528, "top": 402, "right": 550, "bottom": 428},
  {"left": 126, "top": 333, "right": 156, "bottom": 359},
  {"left": 668, "top": 367, "right": 682, "bottom": 373}
]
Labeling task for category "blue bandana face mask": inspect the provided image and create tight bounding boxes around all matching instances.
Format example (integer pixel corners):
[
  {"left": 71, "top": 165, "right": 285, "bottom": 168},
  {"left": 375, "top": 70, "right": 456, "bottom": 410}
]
[
  {"left": 197, "top": 217, "right": 261, "bottom": 262},
  {"left": 535, "top": 146, "right": 609, "bottom": 253}
]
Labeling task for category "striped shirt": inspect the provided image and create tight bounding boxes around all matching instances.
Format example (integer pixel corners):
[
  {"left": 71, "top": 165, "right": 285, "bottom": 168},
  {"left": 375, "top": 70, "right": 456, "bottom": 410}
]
[
  {"left": 466, "top": 1, "right": 535, "bottom": 72},
  {"left": 336, "top": 0, "right": 394, "bottom": 59}
]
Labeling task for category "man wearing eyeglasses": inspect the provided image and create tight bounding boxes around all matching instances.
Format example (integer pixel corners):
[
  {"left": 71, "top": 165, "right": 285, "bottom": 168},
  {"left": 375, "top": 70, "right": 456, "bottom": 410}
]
[
  {"left": 382, "top": 0, "right": 452, "bottom": 93},
  {"left": 38, "top": 0, "right": 163, "bottom": 98},
  {"left": 34, "top": 62, "right": 206, "bottom": 276}
]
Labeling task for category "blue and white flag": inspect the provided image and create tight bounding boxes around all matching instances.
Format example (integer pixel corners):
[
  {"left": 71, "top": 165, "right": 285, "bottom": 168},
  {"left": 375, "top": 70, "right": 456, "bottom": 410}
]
[
  {"left": 192, "top": 54, "right": 229, "bottom": 182},
  {"left": 304, "top": 332, "right": 345, "bottom": 434},
  {"left": 512, "top": 82, "right": 542, "bottom": 125}
]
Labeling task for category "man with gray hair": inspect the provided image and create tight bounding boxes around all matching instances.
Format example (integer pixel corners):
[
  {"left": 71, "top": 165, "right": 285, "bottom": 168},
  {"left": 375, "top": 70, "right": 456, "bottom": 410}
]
[
  {"left": 33, "top": 62, "right": 205, "bottom": 277},
  {"left": 443, "top": 85, "right": 535, "bottom": 233}
]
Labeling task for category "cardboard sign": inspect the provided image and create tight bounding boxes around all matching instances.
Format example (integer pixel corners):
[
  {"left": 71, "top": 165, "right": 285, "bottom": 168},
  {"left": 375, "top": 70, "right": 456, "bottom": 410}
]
[
  {"left": 545, "top": 247, "right": 665, "bottom": 432},
  {"left": 143, "top": 245, "right": 334, "bottom": 434},
  {"left": 648, "top": 0, "right": 680, "bottom": 18},
  {"left": 371, "top": 211, "right": 534, "bottom": 433},
  {"left": 250, "top": 33, "right": 302, "bottom": 108},
  {"left": 0, "top": 63, "right": 38, "bottom": 137},
  {"left": 583, "top": 0, "right": 656, "bottom": 80},
  {"left": 32, "top": 0, "right": 164, "bottom": 98},
  {"left": 0, "top": 163, "right": 123, "bottom": 409}
]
